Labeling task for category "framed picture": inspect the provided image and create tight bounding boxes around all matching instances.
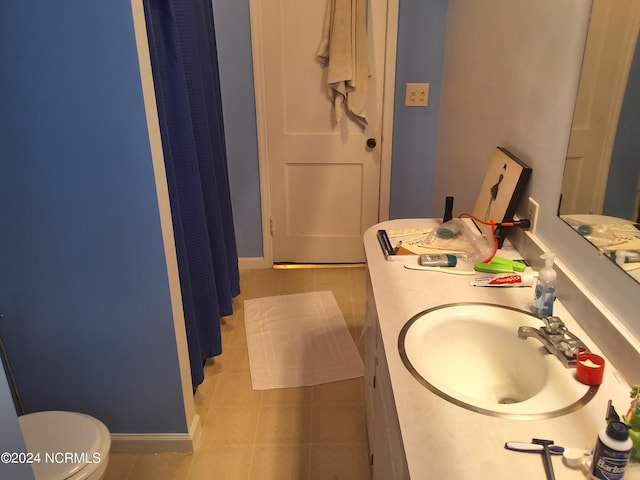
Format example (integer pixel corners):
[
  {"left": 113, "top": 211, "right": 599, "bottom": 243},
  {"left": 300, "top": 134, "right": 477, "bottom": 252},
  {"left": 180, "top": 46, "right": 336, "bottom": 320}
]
[{"left": 472, "top": 147, "right": 532, "bottom": 246}]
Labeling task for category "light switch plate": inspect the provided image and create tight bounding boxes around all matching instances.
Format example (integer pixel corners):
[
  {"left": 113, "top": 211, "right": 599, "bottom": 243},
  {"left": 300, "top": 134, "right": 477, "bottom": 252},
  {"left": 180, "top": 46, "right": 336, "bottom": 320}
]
[{"left": 405, "top": 83, "right": 429, "bottom": 107}]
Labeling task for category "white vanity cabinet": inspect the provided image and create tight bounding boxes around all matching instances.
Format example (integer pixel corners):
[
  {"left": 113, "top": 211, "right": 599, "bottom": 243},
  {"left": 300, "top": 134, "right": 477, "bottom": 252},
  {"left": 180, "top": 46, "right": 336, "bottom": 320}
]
[{"left": 364, "top": 271, "right": 410, "bottom": 480}]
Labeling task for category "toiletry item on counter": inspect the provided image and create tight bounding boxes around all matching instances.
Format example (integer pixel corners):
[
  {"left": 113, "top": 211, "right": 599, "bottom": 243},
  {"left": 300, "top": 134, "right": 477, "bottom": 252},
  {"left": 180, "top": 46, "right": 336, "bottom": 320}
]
[
  {"left": 505, "top": 440, "right": 595, "bottom": 476},
  {"left": 504, "top": 441, "right": 565, "bottom": 454},
  {"left": 532, "top": 252, "right": 556, "bottom": 318},
  {"left": 435, "top": 218, "right": 464, "bottom": 239},
  {"left": 470, "top": 273, "right": 537, "bottom": 287},
  {"left": 489, "top": 256, "right": 527, "bottom": 271},
  {"left": 576, "top": 352, "right": 605, "bottom": 385},
  {"left": 474, "top": 262, "right": 513, "bottom": 274},
  {"left": 404, "top": 264, "right": 475, "bottom": 275},
  {"left": 532, "top": 438, "right": 558, "bottom": 480},
  {"left": 442, "top": 196, "right": 454, "bottom": 223},
  {"left": 563, "top": 448, "right": 593, "bottom": 468},
  {"left": 419, "top": 254, "right": 457, "bottom": 267},
  {"left": 609, "top": 250, "right": 640, "bottom": 266},
  {"left": 474, "top": 256, "right": 527, "bottom": 273},
  {"left": 421, "top": 217, "right": 495, "bottom": 264},
  {"left": 590, "top": 420, "right": 632, "bottom": 480},
  {"left": 607, "top": 399, "right": 622, "bottom": 423},
  {"left": 505, "top": 439, "right": 560, "bottom": 480}
]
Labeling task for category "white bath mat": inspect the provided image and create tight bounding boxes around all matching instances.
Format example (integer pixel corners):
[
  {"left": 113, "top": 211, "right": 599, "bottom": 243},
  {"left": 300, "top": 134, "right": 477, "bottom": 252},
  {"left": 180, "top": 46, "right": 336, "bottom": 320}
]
[{"left": 244, "top": 291, "right": 364, "bottom": 390}]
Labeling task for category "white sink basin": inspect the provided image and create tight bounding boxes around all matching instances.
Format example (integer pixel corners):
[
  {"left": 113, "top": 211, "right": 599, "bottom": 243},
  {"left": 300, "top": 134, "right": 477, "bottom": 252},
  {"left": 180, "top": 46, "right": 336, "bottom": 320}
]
[{"left": 398, "top": 303, "right": 597, "bottom": 419}]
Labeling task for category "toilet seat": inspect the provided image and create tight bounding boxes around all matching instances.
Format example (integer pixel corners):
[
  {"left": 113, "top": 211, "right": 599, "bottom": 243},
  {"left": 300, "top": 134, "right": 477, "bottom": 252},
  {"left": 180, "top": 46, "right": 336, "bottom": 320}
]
[{"left": 18, "top": 411, "right": 111, "bottom": 480}]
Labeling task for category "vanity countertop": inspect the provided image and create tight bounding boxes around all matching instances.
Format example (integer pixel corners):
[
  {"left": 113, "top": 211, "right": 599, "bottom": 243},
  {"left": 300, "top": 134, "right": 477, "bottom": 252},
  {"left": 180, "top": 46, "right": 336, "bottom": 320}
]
[{"left": 365, "top": 219, "right": 639, "bottom": 480}]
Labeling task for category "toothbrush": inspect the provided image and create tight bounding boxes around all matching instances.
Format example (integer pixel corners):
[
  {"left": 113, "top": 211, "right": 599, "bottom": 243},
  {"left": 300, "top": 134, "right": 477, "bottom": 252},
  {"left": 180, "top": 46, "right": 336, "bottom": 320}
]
[
  {"left": 404, "top": 264, "right": 475, "bottom": 275},
  {"left": 504, "top": 442, "right": 565, "bottom": 454}
]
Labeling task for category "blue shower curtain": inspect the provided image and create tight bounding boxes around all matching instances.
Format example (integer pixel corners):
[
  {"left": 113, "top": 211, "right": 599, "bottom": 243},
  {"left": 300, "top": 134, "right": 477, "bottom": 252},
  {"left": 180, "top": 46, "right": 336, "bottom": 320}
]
[{"left": 143, "top": 0, "right": 240, "bottom": 388}]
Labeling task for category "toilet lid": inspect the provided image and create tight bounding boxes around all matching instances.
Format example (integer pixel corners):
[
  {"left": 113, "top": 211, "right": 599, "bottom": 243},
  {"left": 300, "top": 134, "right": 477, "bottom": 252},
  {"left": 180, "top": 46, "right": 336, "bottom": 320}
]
[{"left": 19, "top": 411, "right": 110, "bottom": 480}]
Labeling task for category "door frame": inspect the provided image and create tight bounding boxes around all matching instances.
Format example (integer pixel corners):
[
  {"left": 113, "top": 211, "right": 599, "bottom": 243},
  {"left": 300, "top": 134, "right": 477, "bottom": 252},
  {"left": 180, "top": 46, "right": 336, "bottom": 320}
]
[{"left": 249, "top": 0, "right": 399, "bottom": 267}]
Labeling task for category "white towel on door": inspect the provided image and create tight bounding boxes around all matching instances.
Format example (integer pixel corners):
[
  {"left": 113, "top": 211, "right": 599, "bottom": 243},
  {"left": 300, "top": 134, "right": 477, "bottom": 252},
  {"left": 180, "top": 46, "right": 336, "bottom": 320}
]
[{"left": 317, "top": 0, "right": 369, "bottom": 128}]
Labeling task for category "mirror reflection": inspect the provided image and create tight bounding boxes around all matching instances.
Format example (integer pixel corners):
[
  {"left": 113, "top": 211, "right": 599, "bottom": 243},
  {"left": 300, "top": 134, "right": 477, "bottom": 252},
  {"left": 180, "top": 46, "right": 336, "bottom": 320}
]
[{"left": 559, "top": 0, "right": 640, "bottom": 282}]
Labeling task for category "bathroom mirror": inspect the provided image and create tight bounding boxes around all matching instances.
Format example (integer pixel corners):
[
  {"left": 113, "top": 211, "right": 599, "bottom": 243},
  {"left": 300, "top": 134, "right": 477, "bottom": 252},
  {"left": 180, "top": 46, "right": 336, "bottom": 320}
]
[{"left": 559, "top": 0, "right": 640, "bottom": 282}]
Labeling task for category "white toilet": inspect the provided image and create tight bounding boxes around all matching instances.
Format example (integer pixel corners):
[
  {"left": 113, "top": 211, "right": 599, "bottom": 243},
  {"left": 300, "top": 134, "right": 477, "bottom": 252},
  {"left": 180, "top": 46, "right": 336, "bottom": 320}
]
[{"left": 18, "top": 411, "right": 111, "bottom": 480}]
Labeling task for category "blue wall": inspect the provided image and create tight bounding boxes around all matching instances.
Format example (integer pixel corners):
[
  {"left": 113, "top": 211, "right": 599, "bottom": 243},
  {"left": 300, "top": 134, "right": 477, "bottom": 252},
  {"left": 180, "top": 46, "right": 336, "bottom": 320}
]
[
  {"left": 213, "top": 0, "right": 449, "bottom": 258},
  {"left": 0, "top": 370, "right": 33, "bottom": 479},
  {"left": 604, "top": 35, "right": 640, "bottom": 220},
  {"left": 390, "top": 0, "right": 448, "bottom": 219},
  {"left": 212, "top": 0, "right": 263, "bottom": 258},
  {"left": 0, "top": 2, "right": 187, "bottom": 434}
]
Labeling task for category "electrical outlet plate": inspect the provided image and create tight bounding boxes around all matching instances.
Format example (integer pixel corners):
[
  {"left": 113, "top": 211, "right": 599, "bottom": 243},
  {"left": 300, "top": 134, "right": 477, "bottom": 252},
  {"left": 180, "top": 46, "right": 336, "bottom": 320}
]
[
  {"left": 405, "top": 83, "right": 429, "bottom": 107},
  {"left": 528, "top": 197, "right": 539, "bottom": 234}
]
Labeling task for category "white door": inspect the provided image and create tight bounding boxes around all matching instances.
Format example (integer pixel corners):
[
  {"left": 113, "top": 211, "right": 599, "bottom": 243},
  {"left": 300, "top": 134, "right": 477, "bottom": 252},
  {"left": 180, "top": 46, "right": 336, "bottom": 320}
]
[
  {"left": 250, "top": 0, "right": 391, "bottom": 263},
  {"left": 561, "top": 0, "right": 640, "bottom": 215}
]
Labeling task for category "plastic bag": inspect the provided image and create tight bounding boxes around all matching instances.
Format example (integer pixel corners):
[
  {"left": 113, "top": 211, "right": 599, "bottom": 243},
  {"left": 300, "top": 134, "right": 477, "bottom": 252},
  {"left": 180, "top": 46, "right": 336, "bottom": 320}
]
[{"left": 421, "top": 219, "right": 494, "bottom": 264}]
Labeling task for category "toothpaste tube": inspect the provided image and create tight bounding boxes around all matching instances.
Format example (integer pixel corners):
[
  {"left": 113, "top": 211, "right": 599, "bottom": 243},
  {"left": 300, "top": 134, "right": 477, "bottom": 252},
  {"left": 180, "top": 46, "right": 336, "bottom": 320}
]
[{"left": 470, "top": 273, "right": 537, "bottom": 287}]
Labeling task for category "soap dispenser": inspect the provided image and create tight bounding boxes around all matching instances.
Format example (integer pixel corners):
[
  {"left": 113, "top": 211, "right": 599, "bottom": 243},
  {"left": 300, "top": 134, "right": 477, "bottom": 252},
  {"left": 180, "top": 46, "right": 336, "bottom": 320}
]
[{"left": 532, "top": 252, "right": 556, "bottom": 318}]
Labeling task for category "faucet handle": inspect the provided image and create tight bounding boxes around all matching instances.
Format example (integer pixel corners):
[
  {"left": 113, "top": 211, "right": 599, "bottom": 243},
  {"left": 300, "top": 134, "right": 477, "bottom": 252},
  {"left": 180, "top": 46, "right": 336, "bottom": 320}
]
[
  {"left": 559, "top": 338, "right": 582, "bottom": 358},
  {"left": 541, "top": 316, "right": 566, "bottom": 334}
]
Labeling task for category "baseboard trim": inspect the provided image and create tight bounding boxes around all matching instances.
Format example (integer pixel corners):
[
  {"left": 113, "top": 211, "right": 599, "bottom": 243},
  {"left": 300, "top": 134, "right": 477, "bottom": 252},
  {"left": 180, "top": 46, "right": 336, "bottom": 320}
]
[{"left": 110, "top": 413, "right": 201, "bottom": 453}]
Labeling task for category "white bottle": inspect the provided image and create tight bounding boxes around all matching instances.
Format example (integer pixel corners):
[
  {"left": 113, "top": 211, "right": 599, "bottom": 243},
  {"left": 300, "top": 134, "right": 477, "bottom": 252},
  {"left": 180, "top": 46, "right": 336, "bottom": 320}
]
[
  {"left": 590, "top": 421, "right": 632, "bottom": 480},
  {"left": 532, "top": 252, "right": 556, "bottom": 318}
]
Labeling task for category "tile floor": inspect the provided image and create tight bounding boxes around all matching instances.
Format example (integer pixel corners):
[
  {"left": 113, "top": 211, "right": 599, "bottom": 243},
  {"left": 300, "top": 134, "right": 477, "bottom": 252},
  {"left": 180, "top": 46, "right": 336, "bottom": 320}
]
[{"left": 104, "top": 266, "right": 371, "bottom": 480}]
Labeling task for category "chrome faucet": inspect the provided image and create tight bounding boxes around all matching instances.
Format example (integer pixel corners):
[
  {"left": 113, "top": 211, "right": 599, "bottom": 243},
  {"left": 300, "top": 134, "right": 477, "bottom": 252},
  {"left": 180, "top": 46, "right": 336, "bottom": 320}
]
[{"left": 517, "top": 316, "right": 589, "bottom": 368}]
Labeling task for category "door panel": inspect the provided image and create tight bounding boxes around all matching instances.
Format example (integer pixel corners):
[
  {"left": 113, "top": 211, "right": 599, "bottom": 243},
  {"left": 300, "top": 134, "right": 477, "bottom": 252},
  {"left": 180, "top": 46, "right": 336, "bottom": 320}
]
[
  {"left": 253, "top": 0, "right": 386, "bottom": 263},
  {"left": 285, "top": 163, "right": 363, "bottom": 236}
]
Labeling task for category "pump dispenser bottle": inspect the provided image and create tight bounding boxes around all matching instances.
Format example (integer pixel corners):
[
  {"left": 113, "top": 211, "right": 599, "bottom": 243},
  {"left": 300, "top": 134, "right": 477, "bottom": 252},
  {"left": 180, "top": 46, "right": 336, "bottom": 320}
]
[{"left": 532, "top": 252, "right": 556, "bottom": 318}]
